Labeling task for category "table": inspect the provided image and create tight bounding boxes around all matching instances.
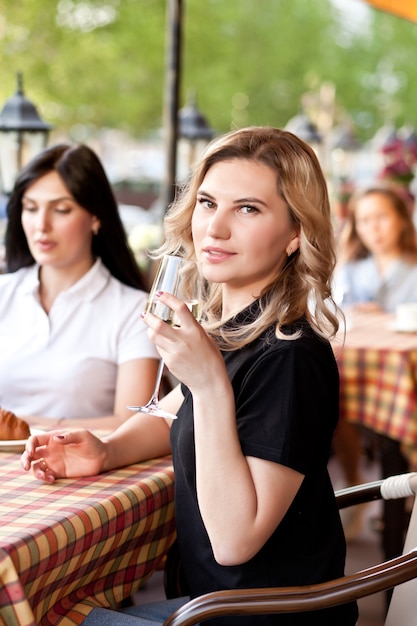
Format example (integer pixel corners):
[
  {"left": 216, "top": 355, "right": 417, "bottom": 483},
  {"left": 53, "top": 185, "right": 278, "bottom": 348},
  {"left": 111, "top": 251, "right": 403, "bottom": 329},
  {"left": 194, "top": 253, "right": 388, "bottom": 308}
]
[
  {"left": 333, "top": 310, "right": 417, "bottom": 470},
  {"left": 332, "top": 310, "right": 417, "bottom": 561},
  {"left": 0, "top": 451, "right": 176, "bottom": 626}
]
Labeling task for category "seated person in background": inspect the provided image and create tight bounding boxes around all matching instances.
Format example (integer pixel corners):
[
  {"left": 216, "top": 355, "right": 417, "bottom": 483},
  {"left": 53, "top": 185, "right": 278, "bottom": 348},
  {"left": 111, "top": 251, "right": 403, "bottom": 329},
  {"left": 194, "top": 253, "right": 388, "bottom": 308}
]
[
  {"left": 0, "top": 143, "right": 159, "bottom": 431},
  {"left": 334, "top": 182, "right": 417, "bottom": 312},
  {"left": 22, "top": 127, "right": 358, "bottom": 625},
  {"left": 332, "top": 183, "right": 417, "bottom": 535}
]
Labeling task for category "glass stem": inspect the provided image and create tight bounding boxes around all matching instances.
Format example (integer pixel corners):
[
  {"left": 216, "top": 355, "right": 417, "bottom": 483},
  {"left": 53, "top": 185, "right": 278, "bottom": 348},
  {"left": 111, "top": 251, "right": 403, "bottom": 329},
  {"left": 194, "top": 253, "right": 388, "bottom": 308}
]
[{"left": 150, "top": 360, "right": 165, "bottom": 404}]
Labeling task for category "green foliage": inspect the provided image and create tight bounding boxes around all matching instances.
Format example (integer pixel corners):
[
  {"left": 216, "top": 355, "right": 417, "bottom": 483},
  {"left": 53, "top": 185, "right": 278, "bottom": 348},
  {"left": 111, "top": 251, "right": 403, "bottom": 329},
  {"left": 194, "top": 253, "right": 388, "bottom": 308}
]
[{"left": 0, "top": 0, "right": 416, "bottom": 140}]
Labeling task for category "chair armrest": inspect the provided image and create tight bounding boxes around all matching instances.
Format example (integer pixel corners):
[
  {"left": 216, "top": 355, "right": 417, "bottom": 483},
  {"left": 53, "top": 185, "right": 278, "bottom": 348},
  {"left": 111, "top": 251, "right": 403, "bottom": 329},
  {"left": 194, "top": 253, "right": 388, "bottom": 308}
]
[
  {"left": 335, "top": 473, "right": 417, "bottom": 509},
  {"left": 335, "top": 479, "right": 384, "bottom": 509},
  {"left": 163, "top": 550, "right": 417, "bottom": 626}
]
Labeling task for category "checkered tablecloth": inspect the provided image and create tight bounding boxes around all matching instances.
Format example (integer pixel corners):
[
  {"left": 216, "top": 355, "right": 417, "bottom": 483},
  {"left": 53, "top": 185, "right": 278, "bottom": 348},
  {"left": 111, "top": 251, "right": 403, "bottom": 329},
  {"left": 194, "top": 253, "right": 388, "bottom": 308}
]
[
  {"left": 0, "top": 453, "right": 176, "bottom": 626},
  {"left": 333, "top": 311, "right": 417, "bottom": 470}
]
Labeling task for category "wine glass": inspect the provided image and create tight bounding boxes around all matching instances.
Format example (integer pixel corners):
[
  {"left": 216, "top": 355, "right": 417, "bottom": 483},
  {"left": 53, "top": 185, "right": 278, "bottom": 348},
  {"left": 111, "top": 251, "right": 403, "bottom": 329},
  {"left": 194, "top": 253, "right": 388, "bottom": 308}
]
[{"left": 127, "top": 254, "right": 201, "bottom": 419}]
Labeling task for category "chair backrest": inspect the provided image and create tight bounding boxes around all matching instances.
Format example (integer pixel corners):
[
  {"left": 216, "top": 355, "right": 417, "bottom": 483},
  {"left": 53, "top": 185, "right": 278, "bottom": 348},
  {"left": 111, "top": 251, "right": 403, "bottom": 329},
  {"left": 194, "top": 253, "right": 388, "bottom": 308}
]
[
  {"left": 385, "top": 473, "right": 417, "bottom": 625},
  {"left": 162, "top": 473, "right": 417, "bottom": 626}
]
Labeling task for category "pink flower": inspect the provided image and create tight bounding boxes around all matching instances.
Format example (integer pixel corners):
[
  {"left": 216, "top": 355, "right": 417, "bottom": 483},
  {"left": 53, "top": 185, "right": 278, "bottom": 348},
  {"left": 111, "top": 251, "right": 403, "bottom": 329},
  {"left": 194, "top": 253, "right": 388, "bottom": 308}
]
[{"left": 378, "top": 132, "right": 417, "bottom": 187}]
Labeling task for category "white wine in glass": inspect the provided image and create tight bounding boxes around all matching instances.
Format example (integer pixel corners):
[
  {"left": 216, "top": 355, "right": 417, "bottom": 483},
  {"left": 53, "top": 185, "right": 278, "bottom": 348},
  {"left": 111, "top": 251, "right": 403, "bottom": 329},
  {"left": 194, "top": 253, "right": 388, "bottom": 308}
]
[{"left": 127, "top": 254, "right": 201, "bottom": 419}]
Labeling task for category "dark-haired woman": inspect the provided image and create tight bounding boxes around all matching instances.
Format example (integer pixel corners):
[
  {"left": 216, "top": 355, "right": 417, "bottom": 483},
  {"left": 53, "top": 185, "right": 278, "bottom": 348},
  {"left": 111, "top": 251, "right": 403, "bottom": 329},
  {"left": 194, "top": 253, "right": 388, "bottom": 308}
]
[{"left": 0, "top": 143, "right": 158, "bottom": 430}]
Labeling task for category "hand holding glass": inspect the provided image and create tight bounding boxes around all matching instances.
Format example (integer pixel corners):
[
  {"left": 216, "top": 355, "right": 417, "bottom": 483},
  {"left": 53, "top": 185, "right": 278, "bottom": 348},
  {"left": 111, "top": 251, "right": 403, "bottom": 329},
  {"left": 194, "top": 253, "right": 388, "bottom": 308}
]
[{"left": 128, "top": 255, "right": 201, "bottom": 419}]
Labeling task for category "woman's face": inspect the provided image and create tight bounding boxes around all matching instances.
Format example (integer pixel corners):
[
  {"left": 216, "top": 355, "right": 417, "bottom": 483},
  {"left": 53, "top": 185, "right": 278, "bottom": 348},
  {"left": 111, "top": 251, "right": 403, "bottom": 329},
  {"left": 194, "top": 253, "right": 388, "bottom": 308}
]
[
  {"left": 21, "top": 171, "right": 100, "bottom": 270},
  {"left": 354, "top": 192, "right": 405, "bottom": 258},
  {"left": 191, "top": 159, "right": 299, "bottom": 311}
]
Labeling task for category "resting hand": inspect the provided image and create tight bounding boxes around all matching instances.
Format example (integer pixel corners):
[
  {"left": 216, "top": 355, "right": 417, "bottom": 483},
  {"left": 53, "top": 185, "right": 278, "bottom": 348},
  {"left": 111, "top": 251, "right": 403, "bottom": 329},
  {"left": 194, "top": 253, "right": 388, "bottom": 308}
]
[{"left": 21, "top": 429, "right": 106, "bottom": 483}]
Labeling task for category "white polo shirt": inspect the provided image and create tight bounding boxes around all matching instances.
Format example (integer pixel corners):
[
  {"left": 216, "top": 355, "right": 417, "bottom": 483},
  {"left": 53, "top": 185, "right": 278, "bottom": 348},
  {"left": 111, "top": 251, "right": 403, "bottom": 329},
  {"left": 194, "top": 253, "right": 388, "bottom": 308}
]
[{"left": 0, "top": 259, "right": 158, "bottom": 419}]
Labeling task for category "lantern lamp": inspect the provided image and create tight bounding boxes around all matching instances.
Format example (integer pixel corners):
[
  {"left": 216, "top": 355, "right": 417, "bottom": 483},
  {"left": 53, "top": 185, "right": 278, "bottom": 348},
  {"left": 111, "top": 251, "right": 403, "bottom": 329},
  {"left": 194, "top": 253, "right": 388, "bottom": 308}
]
[
  {"left": 0, "top": 73, "right": 52, "bottom": 194},
  {"left": 177, "top": 91, "right": 214, "bottom": 176}
]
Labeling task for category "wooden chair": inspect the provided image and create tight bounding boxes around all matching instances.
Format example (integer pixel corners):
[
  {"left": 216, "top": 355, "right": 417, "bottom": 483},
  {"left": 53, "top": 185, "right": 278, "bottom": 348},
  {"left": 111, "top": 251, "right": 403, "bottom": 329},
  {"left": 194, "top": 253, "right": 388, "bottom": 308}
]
[{"left": 162, "top": 472, "right": 417, "bottom": 626}]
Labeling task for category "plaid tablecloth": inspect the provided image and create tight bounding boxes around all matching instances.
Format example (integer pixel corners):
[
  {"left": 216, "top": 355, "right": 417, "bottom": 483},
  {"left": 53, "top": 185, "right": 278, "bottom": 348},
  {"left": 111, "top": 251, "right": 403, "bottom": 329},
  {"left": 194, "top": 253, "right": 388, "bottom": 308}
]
[
  {"left": 332, "top": 311, "right": 417, "bottom": 470},
  {"left": 0, "top": 453, "right": 176, "bottom": 626}
]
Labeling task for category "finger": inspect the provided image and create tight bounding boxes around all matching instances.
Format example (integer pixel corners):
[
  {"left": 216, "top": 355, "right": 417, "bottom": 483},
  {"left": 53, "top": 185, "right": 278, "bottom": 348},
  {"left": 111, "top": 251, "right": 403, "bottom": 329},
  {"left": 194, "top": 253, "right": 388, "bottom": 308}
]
[
  {"left": 21, "top": 436, "right": 50, "bottom": 470},
  {"left": 50, "top": 430, "right": 86, "bottom": 444},
  {"left": 21, "top": 451, "right": 33, "bottom": 471},
  {"left": 152, "top": 301, "right": 197, "bottom": 334},
  {"left": 33, "top": 459, "right": 56, "bottom": 484},
  {"left": 25, "top": 432, "right": 52, "bottom": 455},
  {"left": 155, "top": 291, "right": 181, "bottom": 307},
  {"left": 156, "top": 292, "right": 194, "bottom": 317},
  {"left": 21, "top": 443, "right": 46, "bottom": 465}
]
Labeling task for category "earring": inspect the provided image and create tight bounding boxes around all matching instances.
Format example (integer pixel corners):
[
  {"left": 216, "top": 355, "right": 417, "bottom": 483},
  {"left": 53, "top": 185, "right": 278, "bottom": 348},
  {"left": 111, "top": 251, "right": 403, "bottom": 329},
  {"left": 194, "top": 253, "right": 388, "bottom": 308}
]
[{"left": 287, "top": 247, "right": 293, "bottom": 257}]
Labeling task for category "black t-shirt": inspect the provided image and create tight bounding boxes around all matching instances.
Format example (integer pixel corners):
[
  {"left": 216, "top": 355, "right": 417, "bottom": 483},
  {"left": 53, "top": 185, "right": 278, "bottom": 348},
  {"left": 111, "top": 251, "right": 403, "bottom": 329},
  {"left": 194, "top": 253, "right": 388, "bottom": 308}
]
[{"left": 171, "top": 304, "right": 358, "bottom": 625}]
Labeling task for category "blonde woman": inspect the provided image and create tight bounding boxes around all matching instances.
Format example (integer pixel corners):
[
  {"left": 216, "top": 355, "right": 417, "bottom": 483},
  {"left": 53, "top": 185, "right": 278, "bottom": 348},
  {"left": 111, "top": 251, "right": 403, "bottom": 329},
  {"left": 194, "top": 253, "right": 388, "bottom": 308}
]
[{"left": 22, "top": 127, "right": 357, "bottom": 625}]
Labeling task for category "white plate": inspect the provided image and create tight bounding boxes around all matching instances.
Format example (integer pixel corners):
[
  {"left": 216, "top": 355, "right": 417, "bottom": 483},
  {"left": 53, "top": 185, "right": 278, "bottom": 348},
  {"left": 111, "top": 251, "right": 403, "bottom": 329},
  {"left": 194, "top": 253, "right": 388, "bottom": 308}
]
[
  {"left": 0, "top": 428, "right": 44, "bottom": 453},
  {"left": 388, "top": 322, "right": 417, "bottom": 333}
]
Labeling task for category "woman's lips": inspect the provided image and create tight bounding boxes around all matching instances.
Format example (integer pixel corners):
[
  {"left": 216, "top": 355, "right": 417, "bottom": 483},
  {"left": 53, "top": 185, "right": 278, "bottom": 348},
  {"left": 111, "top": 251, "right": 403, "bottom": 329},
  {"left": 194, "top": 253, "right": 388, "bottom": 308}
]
[
  {"left": 35, "top": 240, "right": 56, "bottom": 251},
  {"left": 203, "top": 248, "right": 234, "bottom": 263}
]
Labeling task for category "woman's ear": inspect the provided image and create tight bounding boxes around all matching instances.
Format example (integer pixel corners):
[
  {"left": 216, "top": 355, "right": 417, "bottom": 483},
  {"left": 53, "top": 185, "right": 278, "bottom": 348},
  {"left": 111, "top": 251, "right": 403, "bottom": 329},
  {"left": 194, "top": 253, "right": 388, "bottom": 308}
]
[
  {"left": 91, "top": 217, "right": 101, "bottom": 236},
  {"left": 286, "top": 235, "right": 300, "bottom": 257}
]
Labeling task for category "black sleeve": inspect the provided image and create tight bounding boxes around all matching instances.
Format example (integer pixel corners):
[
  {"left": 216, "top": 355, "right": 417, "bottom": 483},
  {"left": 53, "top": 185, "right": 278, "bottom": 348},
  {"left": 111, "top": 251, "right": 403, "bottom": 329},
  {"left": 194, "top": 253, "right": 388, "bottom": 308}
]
[{"left": 235, "top": 340, "right": 339, "bottom": 475}]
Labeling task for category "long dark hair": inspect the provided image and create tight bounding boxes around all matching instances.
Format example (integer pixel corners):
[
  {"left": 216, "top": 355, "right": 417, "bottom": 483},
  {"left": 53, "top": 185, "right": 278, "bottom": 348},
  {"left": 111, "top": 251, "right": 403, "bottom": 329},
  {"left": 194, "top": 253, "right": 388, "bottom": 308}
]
[{"left": 5, "top": 142, "right": 146, "bottom": 289}]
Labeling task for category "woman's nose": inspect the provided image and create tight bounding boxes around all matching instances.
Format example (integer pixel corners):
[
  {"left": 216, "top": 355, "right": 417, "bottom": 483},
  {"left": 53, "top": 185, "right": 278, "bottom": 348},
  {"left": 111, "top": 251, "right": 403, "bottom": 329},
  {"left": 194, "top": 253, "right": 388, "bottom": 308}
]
[
  {"left": 206, "top": 209, "right": 230, "bottom": 239},
  {"left": 34, "top": 209, "right": 50, "bottom": 232}
]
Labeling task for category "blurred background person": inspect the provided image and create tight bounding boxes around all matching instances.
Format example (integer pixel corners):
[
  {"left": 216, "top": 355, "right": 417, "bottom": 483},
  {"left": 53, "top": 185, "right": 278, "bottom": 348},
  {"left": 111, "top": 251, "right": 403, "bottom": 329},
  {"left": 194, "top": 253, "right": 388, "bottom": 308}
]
[
  {"left": 0, "top": 143, "right": 159, "bottom": 431},
  {"left": 334, "top": 182, "right": 417, "bottom": 312},
  {"left": 332, "top": 182, "right": 417, "bottom": 539}
]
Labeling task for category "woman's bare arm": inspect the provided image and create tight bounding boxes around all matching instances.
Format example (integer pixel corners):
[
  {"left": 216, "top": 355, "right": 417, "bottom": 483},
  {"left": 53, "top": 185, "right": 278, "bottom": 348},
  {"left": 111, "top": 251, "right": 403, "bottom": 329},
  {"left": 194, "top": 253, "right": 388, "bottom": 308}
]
[{"left": 21, "top": 385, "right": 184, "bottom": 482}]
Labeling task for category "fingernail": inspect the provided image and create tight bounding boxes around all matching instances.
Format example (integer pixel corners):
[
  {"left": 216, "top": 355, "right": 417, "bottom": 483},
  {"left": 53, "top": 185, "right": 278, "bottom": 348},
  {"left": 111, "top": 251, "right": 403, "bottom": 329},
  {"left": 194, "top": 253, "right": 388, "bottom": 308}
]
[
  {"left": 140, "top": 311, "right": 146, "bottom": 319},
  {"left": 55, "top": 435, "right": 65, "bottom": 439},
  {"left": 155, "top": 290, "right": 164, "bottom": 297}
]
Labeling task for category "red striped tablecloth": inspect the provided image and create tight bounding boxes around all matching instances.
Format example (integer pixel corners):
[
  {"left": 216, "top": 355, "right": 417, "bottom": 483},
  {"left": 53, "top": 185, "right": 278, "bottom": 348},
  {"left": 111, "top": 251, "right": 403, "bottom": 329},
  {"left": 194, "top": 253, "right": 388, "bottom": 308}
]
[
  {"left": 332, "top": 311, "right": 417, "bottom": 470},
  {"left": 0, "top": 452, "right": 176, "bottom": 626}
]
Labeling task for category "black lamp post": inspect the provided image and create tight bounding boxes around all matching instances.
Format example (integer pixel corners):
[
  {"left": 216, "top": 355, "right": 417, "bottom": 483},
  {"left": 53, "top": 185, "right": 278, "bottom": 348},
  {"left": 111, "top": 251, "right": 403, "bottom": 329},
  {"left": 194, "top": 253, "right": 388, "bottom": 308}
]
[
  {"left": 285, "top": 110, "right": 322, "bottom": 151},
  {"left": 0, "top": 73, "right": 52, "bottom": 194},
  {"left": 178, "top": 91, "right": 214, "bottom": 177},
  {"left": 179, "top": 91, "right": 214, "bottom": 142}
]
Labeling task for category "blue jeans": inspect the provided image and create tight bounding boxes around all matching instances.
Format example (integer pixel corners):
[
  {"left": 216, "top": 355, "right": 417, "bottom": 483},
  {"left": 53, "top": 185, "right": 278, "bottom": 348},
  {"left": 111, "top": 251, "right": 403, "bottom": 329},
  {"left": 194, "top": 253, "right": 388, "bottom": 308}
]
[{"left": 82, "top": 597, "right": 191, "bottom": 625}]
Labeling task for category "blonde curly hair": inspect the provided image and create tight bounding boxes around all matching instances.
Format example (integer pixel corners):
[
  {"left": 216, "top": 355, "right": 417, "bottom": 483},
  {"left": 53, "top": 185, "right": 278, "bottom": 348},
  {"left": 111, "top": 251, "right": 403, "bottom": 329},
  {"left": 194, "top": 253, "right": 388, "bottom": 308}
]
[{"left": 155, "top": 126, "right": 339, "bottom": 349}]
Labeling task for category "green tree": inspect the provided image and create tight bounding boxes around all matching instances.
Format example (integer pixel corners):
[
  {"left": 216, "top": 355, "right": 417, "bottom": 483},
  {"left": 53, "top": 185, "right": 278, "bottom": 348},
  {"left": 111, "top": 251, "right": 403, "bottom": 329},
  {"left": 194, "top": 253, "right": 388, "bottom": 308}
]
[{"left": 0, "top": 0, "right": 416, "bottom": 140}]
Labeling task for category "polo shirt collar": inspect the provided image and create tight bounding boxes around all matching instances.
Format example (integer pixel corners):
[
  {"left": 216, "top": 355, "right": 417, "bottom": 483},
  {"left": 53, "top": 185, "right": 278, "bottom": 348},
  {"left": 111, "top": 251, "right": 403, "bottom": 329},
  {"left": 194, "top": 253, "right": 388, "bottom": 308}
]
[{"left": 20, "top": 258, "right": 110, "bottom": 302}]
